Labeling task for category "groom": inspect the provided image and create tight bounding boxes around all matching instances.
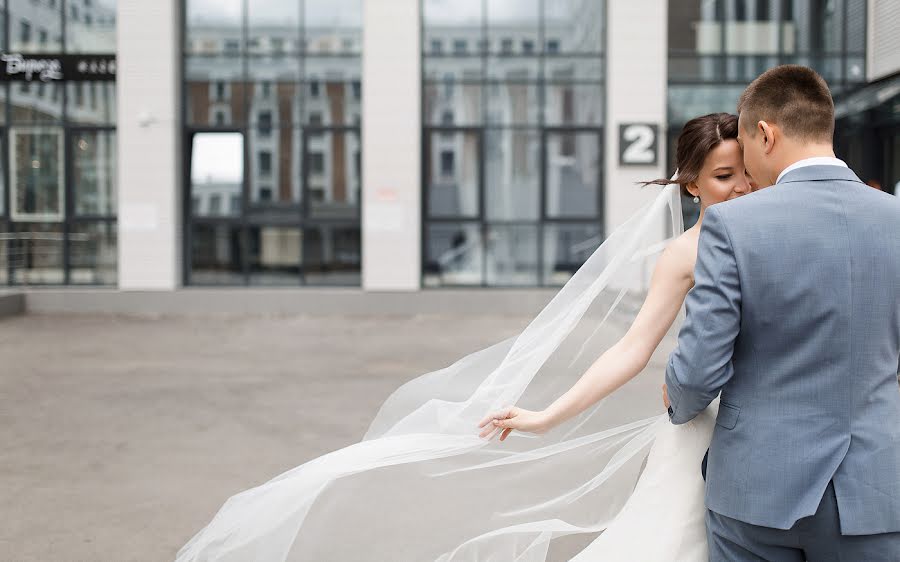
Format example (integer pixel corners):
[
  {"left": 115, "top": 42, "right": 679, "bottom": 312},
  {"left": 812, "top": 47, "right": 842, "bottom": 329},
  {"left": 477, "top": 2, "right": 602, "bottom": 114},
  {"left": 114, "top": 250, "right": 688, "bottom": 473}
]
[{"left": 663, "top": 65, "right": 900, "bottom": 560}]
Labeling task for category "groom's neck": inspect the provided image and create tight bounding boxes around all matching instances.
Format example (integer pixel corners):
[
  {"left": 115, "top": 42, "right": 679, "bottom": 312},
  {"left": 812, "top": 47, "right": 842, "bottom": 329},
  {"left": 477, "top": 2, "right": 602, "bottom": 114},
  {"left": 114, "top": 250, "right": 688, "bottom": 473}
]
[{"left": 771, "top": 141, "right": 836, "bottom": 183}]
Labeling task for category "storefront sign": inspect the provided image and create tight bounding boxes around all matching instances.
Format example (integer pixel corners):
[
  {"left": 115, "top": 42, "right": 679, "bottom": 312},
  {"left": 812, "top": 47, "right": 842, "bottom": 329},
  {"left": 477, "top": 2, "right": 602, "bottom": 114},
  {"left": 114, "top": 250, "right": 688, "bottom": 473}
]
[{"left": 0, "top": 53, "right": 116, "bottom": 82}]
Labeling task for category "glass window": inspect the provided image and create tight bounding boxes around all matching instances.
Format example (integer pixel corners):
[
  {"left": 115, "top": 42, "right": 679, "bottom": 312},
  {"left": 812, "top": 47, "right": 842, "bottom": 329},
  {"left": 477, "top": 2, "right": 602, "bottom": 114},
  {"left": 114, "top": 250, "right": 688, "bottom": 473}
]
[
  {"left": 543, "top": 223, "right": 602, "bottom": 286},
  {"left": 423, "top": 0, "right": 606, "bottom": 287},
  {"left": 190, "top": 223, "right": 244, "bottom": 285},
  {"left": 248, "top": 225, "right": 300, "bottom": 285},
  {"left": 185, "top": 56, "right": 246, "bottom": 127},
  {"left": 191, "top": 133, "right": 243, "bottom": 218},
  {"left": 72, "top": 131, "right": 116, "bottom": 216},
  {"left": 10, "top": 128, "right": 64, "bottom": 222},
  {"left": 9, "top": 0, "right": 62, "bottom": 52},
  {"left": 248, "top": 0, "right": 299, "bottom": 55},
  {"left": 186, "top": 0, "right": 242, "bottom": 56},
  {"left": 67, "top": 82, "right": 116, "bottom": 125},
  {"left": 69, "top": 221, "right": 116, "bottom": 284},
  {"left": 67, "top": 0, "right": 115, "bottom": 52},
  {"left": 302, "top": 225, "right": 360, "bottom": 286},
  {"left": 11, "top": 223, "right": 64, "bottom": 284}
]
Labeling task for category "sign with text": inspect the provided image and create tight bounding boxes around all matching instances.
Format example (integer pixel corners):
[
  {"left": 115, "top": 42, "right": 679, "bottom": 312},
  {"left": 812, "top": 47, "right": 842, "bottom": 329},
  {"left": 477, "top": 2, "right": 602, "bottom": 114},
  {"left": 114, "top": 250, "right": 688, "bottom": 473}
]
[
  {"left": 0, "top": 53, "right": 117, "bottom": 82},
  {"left": 619, "top": 123, "right": 659, "bottom": 166}
]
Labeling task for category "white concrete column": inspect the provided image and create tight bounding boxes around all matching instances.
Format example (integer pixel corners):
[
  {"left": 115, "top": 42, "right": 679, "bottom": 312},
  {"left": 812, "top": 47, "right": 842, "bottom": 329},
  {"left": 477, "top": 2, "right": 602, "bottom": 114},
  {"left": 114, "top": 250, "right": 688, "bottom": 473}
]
[
  {"left": 604, "top": 0, "right": 668, "bottom": 232},
  {"left": 361, "top": 0, "right": 421, "bottom": 291},
  {"left": 116, "top": 0, "right": 181, "bottom": 289}
]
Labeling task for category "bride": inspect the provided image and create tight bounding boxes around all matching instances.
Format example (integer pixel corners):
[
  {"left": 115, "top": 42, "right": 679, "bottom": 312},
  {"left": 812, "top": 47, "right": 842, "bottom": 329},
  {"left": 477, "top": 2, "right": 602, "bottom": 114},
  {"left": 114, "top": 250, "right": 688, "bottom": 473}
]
[{"left": 176, "top": 113, "right": 757, "bottom": 562}]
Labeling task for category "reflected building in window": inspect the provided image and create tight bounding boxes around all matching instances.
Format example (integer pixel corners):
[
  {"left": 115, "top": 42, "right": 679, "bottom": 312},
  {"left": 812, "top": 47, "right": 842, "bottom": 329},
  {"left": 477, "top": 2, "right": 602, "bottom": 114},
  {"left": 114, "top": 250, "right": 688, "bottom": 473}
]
[
  {"left": 184, "top": 0, "right": 362, "bottom": 286},
  {"left": 422, "top": 0, "right": 606, "bottom": 288}
]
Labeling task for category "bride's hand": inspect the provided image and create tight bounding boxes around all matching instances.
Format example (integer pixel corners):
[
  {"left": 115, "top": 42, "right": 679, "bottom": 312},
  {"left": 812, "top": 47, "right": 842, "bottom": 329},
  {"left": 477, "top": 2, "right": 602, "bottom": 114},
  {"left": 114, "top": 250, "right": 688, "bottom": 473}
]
[{"left": 476, "top": 406, "right": 550, "bottom": 441}]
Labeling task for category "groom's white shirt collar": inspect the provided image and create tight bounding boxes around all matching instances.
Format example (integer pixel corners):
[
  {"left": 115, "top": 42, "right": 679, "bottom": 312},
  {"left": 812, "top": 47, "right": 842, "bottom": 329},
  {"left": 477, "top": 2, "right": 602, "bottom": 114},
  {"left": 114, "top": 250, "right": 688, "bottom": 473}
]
[{"left": 775, "top": 156, "right": 848, "bottom": 184}]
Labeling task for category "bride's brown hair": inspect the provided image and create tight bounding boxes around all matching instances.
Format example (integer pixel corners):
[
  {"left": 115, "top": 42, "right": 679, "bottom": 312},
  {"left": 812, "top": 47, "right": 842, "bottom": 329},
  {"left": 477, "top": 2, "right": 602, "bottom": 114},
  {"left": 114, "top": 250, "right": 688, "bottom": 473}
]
[{"left": 643, "top": 113, "right": 739, "bottom": 196}]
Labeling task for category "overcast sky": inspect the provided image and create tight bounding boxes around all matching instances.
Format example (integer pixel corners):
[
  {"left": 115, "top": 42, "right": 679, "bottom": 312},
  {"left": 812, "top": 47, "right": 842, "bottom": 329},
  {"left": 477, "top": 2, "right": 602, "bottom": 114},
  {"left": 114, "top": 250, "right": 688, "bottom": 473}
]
[{"left": 191, "top": 134, "right": 243, "bottom": 184}]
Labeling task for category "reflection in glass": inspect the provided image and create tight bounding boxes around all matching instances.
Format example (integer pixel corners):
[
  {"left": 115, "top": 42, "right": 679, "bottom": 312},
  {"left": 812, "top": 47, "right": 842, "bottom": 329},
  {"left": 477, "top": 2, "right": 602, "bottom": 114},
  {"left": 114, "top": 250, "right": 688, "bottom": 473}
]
[
  {"left": 543, "top": 223, "right": 601, "bottom": 285},
  {"left": 248, "top": 0, "right": 300, "bottom": 55},
  {"left": 10, "top": 82, "right": 63, "bottom": 123},
  {"left": 485, "top": 129, "right": 539, "bottom": 220},
  {"left": 486, "top": 82, "right": 540, "bottom": 125},
  {"left": 69, "top": 222, "right": 116, "bottom": 285},
  {"left": 423, "top": 81, "right": 482, "bottom": 126},
  {"left": 486, "top": 224, "right": 538, "bottom": 286},
  {"left": 302, "top": 225, "right": 361, "bottom": 286},
  {"left": 248, "top": 225, "right": 300, "bottom": 285},
  {"left": 10, "top": 223, "right": 64, "bottom": 284},
  {"left": 307, "top": 130, "right": 360, "bottom": 220},
  {"left": 426, "top": 131, "right": 479, "bottom": 218},
  {"left": 544, "top": 83, "right": 603, "bottom": 126},
  {"left": 304, "top": 0, "right": 362, "bottom": 54},
  {"left": 487, "top": 0, "right": 539, "bottom": 53},
  {"left": 249, "top": 127, "right": 299, "bottom": 206},
  {"left": 73, "top": 131, "right": 116, "bottom": 216},
  {"left": 300, "top": 72, "right": 361, "bottom": 126},
  {"left": 186, "top": 0, "right": 242, "bottom": 55},
  {"left": 248, "top": 60, "right": 300, "bottom": 126},
  {"left": 0, "top": 231, "right": 7, "bottom": 285},
  {"left": 424, "top": 222, "right": 482, "bottom": 286},
  {"left": 67, "top": 0, "right": 116, "bottom": 53},
  {"left": 667, "top": 84, "right": 745, "bottom": 124},
  {"left": 191, "top": 133, "right": 243, "bottom": 218},
  {"left": 191, "top": 223, "right": 243, "bottom": 284},
  {"left": 67, "top": 82, "right": 116, "bottom": 125},
  {"left": 544, "top": 0, "right": 604, "bottom": 53},
  {"left": 185, "top": 56, "right": 245, "bottom": 127},
  {"left": 9, "top": 0, "right": 62, "bottom": 52},
  {"left": 11, "top": 128, "right": 64, "bottom": 221},
  {"left": 545, "top": 132, "right": 600, "bottom": 218}
]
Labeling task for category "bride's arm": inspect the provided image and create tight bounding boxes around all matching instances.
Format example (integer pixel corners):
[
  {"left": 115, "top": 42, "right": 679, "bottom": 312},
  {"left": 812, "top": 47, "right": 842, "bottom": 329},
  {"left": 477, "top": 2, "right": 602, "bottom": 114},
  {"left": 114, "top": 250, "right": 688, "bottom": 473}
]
[{"left": 541, "top": 241, "right": 694, "bottom": 429}]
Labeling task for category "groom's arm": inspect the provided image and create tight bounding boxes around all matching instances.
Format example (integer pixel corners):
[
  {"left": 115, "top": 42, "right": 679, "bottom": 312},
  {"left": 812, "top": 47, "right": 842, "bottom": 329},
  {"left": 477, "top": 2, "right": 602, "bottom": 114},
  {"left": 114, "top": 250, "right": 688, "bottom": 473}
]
[{"left": 665, "top": 205, "right": 741, "bottom": 425}]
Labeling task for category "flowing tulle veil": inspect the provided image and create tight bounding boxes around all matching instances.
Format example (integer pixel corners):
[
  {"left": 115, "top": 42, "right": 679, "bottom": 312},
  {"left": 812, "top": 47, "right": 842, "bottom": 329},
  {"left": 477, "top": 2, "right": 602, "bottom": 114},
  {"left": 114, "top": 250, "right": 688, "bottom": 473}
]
[{"left": 176, "top": 183, "right": 685, "bottom": 562}]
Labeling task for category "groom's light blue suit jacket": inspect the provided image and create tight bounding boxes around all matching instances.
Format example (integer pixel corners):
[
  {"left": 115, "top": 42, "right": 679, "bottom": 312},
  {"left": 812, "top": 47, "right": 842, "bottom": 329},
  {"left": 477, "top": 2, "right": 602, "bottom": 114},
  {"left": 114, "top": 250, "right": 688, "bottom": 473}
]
[{"left": 665, "top": 164, "right": 900, "bottom": 535}]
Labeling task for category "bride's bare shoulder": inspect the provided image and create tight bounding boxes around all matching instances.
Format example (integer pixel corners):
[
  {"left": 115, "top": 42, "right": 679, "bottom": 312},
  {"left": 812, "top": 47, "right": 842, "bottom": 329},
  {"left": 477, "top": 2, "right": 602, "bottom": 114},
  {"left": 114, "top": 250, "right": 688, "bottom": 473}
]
[{"left": 656, "top": 229, "right": 700, "bottom": 283}]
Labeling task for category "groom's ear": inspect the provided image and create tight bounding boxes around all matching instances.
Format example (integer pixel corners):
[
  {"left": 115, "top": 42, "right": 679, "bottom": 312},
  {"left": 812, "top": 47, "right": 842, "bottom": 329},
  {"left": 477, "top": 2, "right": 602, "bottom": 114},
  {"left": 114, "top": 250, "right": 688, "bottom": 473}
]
[{"left": 757, "top": 121, "right": 775, "bottom": 154}]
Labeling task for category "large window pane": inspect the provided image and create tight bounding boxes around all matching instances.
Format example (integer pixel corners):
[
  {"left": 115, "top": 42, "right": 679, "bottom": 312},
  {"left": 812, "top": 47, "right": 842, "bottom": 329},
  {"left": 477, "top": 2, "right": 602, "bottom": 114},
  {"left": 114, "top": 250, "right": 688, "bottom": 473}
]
[
  {"left": 485, "top": 224, "right": 538, "bottom": 286},
  {"left": 248, "top": 225, "right": 300, "bottom": 285},
  {"left": 73, "top": 131, "right": 116, "bottom": 216},
  {"left": 544, "top": 83, "right": 603, "bottom": 126},
  {"left": 248, "top": 60, "right": 301, "bottom": 127},
  {"left": 300, "top": 72, "right": 361, "bottom": 126},
  {"left": 249, "top": 128, "right": 300, "bottom": 207},
  {"left": 186, "top": 0, "right": 242, "bottom": 55},
  {"left": 485, "top": 129, "right": 539, "bottom": 220},
  {"left": 425, "top": 131, "right": 479, "bottom": 218},
  {"left": 424, "top": 81, "right": 482, "bottom": 127},
  {"left": 544, "top": 0, "right": 604, "bottom": 53},
  {"left": 485, "top": 82, "right": 540, "bottom": 125},
  {"left": 190, "top": 223, "right": 244, "bottom": 284},
  {"left": 11, "top": 128, "right": 64, "bottom": 221},
  {"left": 423, "top": 0, "right": 482, "bottom": 56},
  {"left": 307, "top": 130, "right": 360, "bottom": 220},
  {"left": 191, "top": 133, "right": 243, "bottom": 218},
  {"left": 487, "top": 0, "right": 539, "bottom": 55},
  {"left": 186, "top": 56, "right": 246, "bottom": 127},
  {"left": 543, "top": 223, "right": 602, "bottom": 286},
  {"left": 302, "top": 225, "right": 360, "bottom": 286},
  {"left": 67, "top": 0, "right": 116, "bottom": 53},
  {"left": 304, "top": 0, "right": 363, "bottom": 55},
  {"left": 10, "top": 223, "right": 64, "bottom": 284},
  {"left": 424, "top": 222, "right": 483, "bottom": 286},
  {"left": 10, "top": 82, "right": 63, "bottom": 123},
  {"left": 545, "top": 132, "right": 600, "bottom": 219},
  {"left": 248, "top": 0, "right": 300, "bottom": 55},
  {"left": 69, "top": 222, "right": 116, "bottom": 285},
  {"left": 9, "top": 0, "right": 62, "bottom": 52},
  {"left": 67, "top": 82, "right": 116, "bottom": 125}
]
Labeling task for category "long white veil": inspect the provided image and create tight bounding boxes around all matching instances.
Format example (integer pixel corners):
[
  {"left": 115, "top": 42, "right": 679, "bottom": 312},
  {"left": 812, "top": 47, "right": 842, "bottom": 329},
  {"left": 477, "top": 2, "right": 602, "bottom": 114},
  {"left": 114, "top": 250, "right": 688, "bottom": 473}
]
[{"left": 176, "top": 183, "right": 685, "bottom": 562}]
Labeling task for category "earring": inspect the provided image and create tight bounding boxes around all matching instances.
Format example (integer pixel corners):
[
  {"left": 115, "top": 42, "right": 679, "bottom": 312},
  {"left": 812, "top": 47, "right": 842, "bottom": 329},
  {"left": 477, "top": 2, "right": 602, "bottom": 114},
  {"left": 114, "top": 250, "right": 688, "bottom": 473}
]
[{"left": 693, "top": 196, "right": 700, "bottom": 203}]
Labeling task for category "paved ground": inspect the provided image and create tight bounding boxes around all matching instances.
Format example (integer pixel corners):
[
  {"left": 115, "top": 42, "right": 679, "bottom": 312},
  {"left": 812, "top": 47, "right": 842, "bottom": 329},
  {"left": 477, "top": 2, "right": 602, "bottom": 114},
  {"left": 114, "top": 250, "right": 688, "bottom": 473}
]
[{"left": 0, "top": 312, "right": 668, "bottom": 562}]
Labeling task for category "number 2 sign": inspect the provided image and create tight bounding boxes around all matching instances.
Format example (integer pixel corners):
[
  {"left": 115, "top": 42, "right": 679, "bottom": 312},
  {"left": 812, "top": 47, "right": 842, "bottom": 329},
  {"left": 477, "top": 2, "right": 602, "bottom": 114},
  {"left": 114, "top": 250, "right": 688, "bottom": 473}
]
[{"left": 619, "top": 124, "right": 659, "bottom": 166}]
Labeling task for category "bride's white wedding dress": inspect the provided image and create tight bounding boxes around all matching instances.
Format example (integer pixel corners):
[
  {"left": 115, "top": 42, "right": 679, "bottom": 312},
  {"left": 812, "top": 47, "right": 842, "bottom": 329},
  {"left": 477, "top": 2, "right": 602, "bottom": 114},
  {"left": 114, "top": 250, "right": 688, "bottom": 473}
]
[
  {"left": 176, "top": 184, "right": 715, "bottom": 562},
  {"left": 572, "top": 401, "right": 717, "bottom": 561}
]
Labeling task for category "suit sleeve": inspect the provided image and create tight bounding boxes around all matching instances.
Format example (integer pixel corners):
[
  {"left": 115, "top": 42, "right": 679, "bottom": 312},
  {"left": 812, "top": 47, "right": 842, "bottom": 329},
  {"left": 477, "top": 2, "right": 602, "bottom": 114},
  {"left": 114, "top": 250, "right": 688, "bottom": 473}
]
[{"left": 665, "top": 205, "right": 742, "bottom": 424}]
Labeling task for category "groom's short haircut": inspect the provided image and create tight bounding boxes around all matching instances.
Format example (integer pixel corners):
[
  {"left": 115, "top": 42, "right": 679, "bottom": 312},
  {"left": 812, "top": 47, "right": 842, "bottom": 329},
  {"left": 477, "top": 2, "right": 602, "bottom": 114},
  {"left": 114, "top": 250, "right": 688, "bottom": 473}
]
[{"left": 737, "top": 65, "right": 834, "bottom": 142}]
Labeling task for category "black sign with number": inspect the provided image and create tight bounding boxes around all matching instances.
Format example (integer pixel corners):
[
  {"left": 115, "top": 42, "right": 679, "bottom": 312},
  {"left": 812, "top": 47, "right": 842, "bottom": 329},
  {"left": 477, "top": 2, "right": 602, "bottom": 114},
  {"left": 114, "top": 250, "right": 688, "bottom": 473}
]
[
  {"left": 0, "top": 53, "right": 116, "bottom": 82},
  {"left": 619, "top": 123, "right": 659, "bottom": 166}
]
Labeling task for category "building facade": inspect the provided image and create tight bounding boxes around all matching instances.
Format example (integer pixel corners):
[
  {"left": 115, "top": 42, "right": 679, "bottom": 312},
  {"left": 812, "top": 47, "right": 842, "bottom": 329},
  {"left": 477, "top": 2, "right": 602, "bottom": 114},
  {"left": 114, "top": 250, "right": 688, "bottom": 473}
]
[{"left": 1, "top": 0, "right": 897, "bottom": 290}]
